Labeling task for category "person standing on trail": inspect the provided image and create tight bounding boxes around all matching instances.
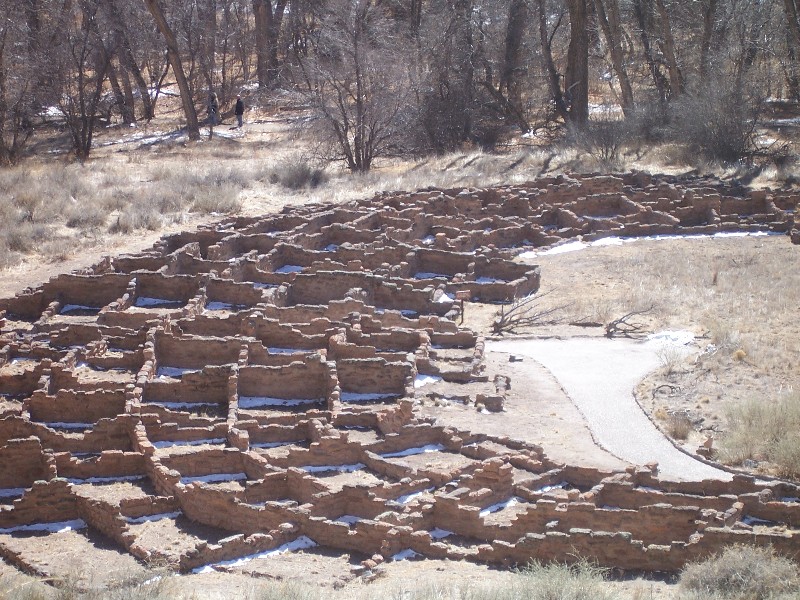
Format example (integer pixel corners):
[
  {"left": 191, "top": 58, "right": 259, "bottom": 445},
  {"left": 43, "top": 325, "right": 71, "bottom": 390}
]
[
  {"left": 208, "top": 92, "right": 220, "bottom": 126},
  {"left": 235, "top": 94, "right": 245, "bottom": 128}
]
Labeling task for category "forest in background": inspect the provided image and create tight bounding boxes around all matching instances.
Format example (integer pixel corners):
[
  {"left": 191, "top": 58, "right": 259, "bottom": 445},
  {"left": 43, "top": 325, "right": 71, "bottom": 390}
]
[{"left": 0, "top": 0, "right": 797, "bottom": 170}]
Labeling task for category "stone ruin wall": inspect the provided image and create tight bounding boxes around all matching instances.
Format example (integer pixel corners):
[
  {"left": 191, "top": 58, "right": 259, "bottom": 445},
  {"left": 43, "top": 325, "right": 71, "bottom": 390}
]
[{"left": 0, "top": 173, "right": 798, "bottom": 577}]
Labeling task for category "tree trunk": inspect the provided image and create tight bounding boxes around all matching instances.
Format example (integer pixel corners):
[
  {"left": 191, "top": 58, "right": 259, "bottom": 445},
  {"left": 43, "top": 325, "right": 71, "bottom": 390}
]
[
  {"left": 632, "top": 0, "right": 670, "bottom": 102},
  {"left": 142, "top": 0, "right": 200, "bottom": 140},
  {"left": 501, "top": 0, "right": 529, "bottom": 116},
  {"left": 536, "top": 0, "right": 569, "bottom": 121},
  {"left": 654, "top": 0, "right": 683, "bottom": 97},
  {"left": 784, "top": 0, "right": 800, "bottom": 98},
  {"left": 699, "top": 0, "right": 718, "bottom": 80},
  {"left": 594, "top": 0, "right": 634, "bottom": 116},
  {"left": 565, "top": 0, "right": 589, "bottom": 123},
  {"left": 253, "top": 0, "right": 287, "bottom": 87}
]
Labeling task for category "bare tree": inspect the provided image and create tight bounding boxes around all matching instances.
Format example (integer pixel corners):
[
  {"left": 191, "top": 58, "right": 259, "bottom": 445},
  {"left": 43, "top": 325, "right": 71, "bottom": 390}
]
[
  {"left": 53, "top": 1, "right": 115, "bottom": 160},
  {"left": 298, "top": 0, "right": 411, "bottom": 172}
]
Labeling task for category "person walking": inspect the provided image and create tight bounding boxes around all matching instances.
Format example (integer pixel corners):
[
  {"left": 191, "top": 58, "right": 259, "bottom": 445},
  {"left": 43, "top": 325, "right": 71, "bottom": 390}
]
[
  {"left": 208, "top": 92, "right": 220, "bottom": 126},
  {"left": 235, "top": 94, "right": 245, "bottom": 128}
]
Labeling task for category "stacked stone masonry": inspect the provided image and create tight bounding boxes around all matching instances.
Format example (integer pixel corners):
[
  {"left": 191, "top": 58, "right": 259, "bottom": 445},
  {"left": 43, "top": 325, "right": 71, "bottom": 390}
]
[{"left": 0, "top": 173, "right": 798, "bottom": 576}]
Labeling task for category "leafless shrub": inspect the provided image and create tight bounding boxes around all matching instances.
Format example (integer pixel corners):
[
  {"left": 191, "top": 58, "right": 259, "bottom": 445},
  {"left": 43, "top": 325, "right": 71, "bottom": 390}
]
[
  {"left": 5, "top": 223, "right": 48, "bottom": 253},
  {"left": 492, "top": 293, "right": 568, "bottom": 335},
  {"left": 679, "top": 545, "right": 800, "bottom": 600},
  {"left": 656, "top": 345, "right": 686, "bottom": 376},
  {"left": 109, "top": 206, "right": 162, "bottom": 234},
  {"left": 271, "top": 160, "right": 328, "bottom": 190},
  {"left": 667, "top": 82, "right": 762, "bottom": 165},
  {"left": 65, "top": 204, "right": 106, "bottom": 229},
  {"left": 666, "top": 413, "right": 693, "bottom": 440},
  {"left": 190, "top": 184, "right": 242, "bottom": 214},
  {"left": 567, "top": 118, "right": 631, "bottom": 168}
]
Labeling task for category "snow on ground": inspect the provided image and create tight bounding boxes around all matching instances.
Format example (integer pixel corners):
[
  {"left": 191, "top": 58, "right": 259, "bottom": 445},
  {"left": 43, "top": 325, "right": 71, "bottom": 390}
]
[
  {"left": 519, "top": 231, "right": 777, "bottom": 259},
  {"left": 414, "top": 374, "right": 443, "bottom": 388},
  {"left": 380, "top": 444, "right": 445, "bottom": 459},
  {"left": 191, "top": 536, "right": 318, "bottom": 574},
  {"left": 0, "top": 520, "right": 87, "bottom": 534}
]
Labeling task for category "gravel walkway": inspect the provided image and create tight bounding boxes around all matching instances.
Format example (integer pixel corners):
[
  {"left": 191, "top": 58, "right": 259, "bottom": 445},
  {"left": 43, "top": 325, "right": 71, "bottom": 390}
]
[{"left": 487, "top": 337, "right": 732, "bottom": 481}]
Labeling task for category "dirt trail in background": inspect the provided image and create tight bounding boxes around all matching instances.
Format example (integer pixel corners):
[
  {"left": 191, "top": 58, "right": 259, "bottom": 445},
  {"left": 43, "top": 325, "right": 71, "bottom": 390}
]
[{"left": 488, "top": 337, "right": 732, "bottom": 481}]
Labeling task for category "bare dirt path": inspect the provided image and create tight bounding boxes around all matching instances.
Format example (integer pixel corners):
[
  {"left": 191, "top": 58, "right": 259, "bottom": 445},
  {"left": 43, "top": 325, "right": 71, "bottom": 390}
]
[{"left": 487, "top": 337, "right": 732, "bottom": 481}]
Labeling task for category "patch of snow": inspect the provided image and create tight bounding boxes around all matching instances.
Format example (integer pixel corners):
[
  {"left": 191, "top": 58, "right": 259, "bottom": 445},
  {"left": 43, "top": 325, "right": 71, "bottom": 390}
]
[
  {"left": 591, "top": 237, "right": 624, "bottom": 247},
  {"left": 479, "top": 496, "right": 522, "bottom": 517},
  {"left": 414, "top": 272, "right": 450, "bottom": 279},
  {"left": 134, "top": 297, "right": 184, "bottom": 308},
  {"left": 341, "top": 391, "right": 401, "bottom": 403},
  {"left": 155, "top": 366, "right": 199, "bottom": 378},
  {"left": 429, "top": 528, "right": 453, "bottom": 539},
  {"left": 394, "top": 487, "right": 434, "bottom": 504},
  {"left": 0, "top": 519, "right": 87, "bottom": 535},
  {"left": 475, "top": 276, "right": 504, "bottom": 283},
  {"left": 67, "top": 475, "right": 145, "bottom": 485},
  {"left": 646, "top": 330, "right": 695, "bottom": 347},
  {"left": 9, "top": 357, "right": 36, "bottom": 364},
  {"left": 43, "top": 422, "right": 93, "bottom": 430},
  {"left": 60, "top": 304, "right": 100, "bottom": 315},
  {"left": 125, "top": 512, "right": 182, "bottom": 524},
  {"left": 323, "top": 244, "right": 339, "bottom": 251},
  {"left": 334, "top": 515, "right": 362, "bottom": 526},
  {"left": 435, "top": 292, "right": 455, "bottom": 304},
  {"left": 381, "top": 444, "right": 445, "bottom": 459},
  {"left": 0, "top": 488, "right": 26, "bottom": 499},
  {"left": 250, "top": 441, "right": 295, "bottom": 449},
  {"left": 781, "top": 497, "right": 799, "bottom": 503},
  {"left": 239, "top": 396, "right": 322, "bottom": 409},
  {"left": 181, "top": 473, "right": 247, "bottom": 484},
  {"left": 520, "top": 231, "right": 781, "bottom": 259},
  {"left": 253, "top": 282, "right": 278, "bottom": 289},
  {"left": 267, "top": 347, "right": 309, "bottom": 355},
  {"left": 275, "top": 265, "right": 304, "bottom": 274},
  {"left": 741, "top": 515, "right": 777, "bottom": 526},
  {"left": 400, "top": 310, "right": 418, "bottom": 318},
  {"left": 144, "top": 400, "right": 218, "bottom": 410},
  {"left": 421, "top": 235, "right": 436, "bottom": 245},
  {"left": 391, "top": 549, "right": 419, "bottom": 561},
  {"left": 191, "top": 536, "right": 318, "bottom": 573},
  {"left": 533, "top": 481, "right": 569, "bottom": 493},
  {"left": 414, "top": 374, "right": 442, "bottom": 388},
  {"left": 302, "top": 463, "right": 365, "bottom": 473},
  {"left": 206, "top": 301, "right": 245, "bottom": 311},
  {"left": 152, "top": 438, "right": 225, "bottom": 448},
  {"left": 600, "top": 505, "right": 622, "bottom": 511}
]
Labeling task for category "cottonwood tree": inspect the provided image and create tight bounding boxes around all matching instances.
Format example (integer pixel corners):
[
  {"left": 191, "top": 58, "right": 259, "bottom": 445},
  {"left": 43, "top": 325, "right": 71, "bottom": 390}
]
[
  {"left": 142, "top": 0, "right": 201, "bottom": 140},
  {"left": 298, "top": 0, "right": 411, "bottom": 172},
  {"left": 253, "top": 0, "right": 289, "bottom": 87}
]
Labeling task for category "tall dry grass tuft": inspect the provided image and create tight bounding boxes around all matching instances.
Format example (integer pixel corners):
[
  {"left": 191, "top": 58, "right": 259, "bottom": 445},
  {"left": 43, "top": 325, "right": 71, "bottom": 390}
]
[
  {"left": 360, "top": 559, "right": 619, "bottom": 600},
  {"left": 679, "top": 545, "right": 800, "bottom": 600},
  {"left": 719, "top": 391, "right": 800, "bottom": 478}
]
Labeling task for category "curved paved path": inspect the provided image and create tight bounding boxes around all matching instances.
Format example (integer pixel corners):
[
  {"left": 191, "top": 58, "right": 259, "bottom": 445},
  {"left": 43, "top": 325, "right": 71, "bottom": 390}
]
[{"left": 487, "top": 337, "right": 732, "bottom": 481}]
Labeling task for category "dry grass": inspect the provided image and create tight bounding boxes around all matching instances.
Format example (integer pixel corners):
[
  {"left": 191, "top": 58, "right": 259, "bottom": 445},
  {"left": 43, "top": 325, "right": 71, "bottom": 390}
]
[
  {"left": 719, "top": 391, "right": 800, "bottom": 478},
  {"left": 357, "top": 560, "right": 620, "bottom": 600},
  {"left": 679, "top": 545, "right": 800, "bottom": 600}
]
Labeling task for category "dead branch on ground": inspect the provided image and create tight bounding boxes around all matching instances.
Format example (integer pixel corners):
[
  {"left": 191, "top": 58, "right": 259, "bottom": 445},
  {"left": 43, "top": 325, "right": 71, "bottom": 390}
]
[
  {"left": 605, "top": 305, "right": 654, "bottom": 338},
  {"left": 492, "top": 292, "right": 570, "bottom": 335}
]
